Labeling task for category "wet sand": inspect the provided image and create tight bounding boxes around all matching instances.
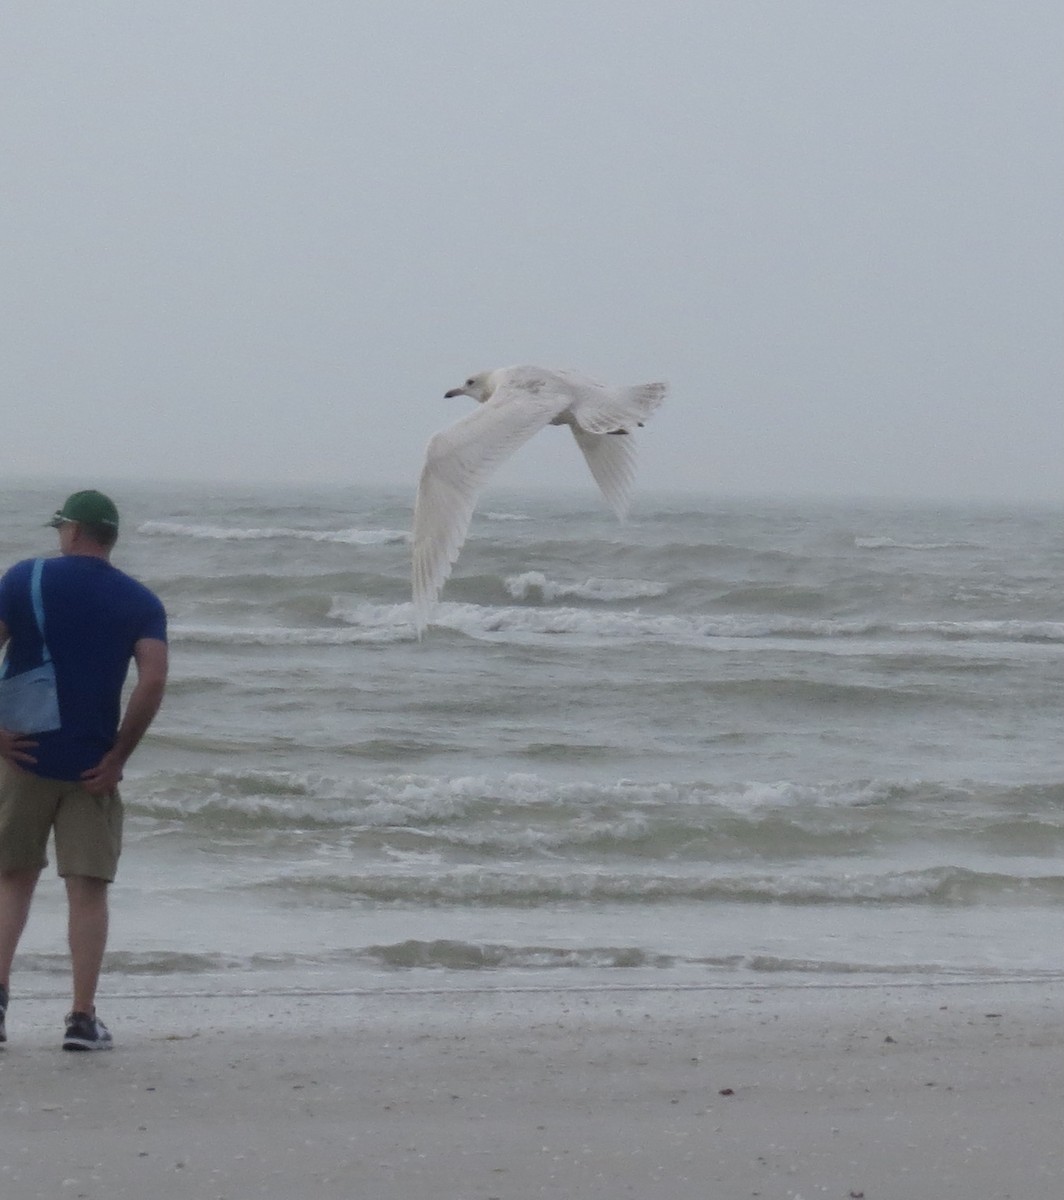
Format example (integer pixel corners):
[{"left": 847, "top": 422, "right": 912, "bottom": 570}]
[{"left": 1, "top": 979, "right": 1061, "bottom": 1199}]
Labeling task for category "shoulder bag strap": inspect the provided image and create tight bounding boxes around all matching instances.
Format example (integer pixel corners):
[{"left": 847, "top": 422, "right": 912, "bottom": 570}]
[{"left": 29, "top": 557, "right": 52, "bottom": 665}]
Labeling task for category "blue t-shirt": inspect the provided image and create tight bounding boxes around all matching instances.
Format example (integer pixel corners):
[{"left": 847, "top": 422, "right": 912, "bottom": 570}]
[{"left": 0, "top": 554, "right": 167, "bottom": 781}]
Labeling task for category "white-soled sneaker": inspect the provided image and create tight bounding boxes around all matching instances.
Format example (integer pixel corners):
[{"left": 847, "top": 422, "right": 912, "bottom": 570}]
[{"left": 62, "top": 1010, "right": 113, "bottom": 1051}]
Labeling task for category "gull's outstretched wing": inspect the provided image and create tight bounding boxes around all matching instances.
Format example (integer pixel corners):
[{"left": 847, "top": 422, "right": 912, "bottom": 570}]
[
  {"left": 412, "top": 383, "right": 568, "bottom": 634},
  {"left": 569, "top": 426, "right": 638, "bottom": 521}
]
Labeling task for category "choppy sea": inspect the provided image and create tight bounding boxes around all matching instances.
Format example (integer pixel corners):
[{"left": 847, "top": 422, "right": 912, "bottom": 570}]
[{"left": 4, "top": 481, "right": 1064, "bottom": 997}]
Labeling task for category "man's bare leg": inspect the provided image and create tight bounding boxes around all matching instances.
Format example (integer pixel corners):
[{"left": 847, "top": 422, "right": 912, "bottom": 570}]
[
  {"left": 65, "top": 875, "right": 109, "bottom": 1014},
  {"left": 0, "top": 867, "right": 40, "bottom": 994}
]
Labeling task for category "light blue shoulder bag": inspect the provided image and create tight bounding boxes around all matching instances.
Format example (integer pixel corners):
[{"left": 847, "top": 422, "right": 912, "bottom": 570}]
[{"left": 0, "top": 558, "right": 62, "bottom": 734}]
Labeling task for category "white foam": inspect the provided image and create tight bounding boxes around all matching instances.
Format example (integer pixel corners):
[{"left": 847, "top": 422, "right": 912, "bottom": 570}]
[
  {"left": 379, "top": 601, "right": 1064, "bottom": 647},
  {"left": 173, "top": 601, "right": 1064, "bottom": 651},
  {"left": 855, "top": 536, "right": 973, "bottom": 551},
  {"left": 171, "top": 618, "right": 407, "bottom": 646},
  {"left": 505, "top": 570, "right": 668, "bottom": 603},
  {"left": 133, "top": 769, "right": 904, "bottom": 826},
  {"left": 139, "top": 520, "right": 409, "bottom": 546}
]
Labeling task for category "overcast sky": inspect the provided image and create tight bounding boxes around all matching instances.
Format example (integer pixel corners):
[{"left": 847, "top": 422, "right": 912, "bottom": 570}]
[{"left": 1, "top": 1, "right": 1061, "bottom": 502}]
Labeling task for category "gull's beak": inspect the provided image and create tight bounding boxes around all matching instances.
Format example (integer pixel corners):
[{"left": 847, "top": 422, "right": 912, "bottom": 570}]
[{"left": 444, "top": 387, "right": 467, "bottom": 398}]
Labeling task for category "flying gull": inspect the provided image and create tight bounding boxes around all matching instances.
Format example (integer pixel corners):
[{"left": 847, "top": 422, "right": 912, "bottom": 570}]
[{"left": 411, "top": 365, "right": 666, "bottom": 635}]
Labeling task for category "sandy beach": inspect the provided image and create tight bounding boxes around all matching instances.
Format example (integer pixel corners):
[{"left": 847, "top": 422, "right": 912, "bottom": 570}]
[{"left": 1, "top": 978, "right": 1061, "bottom": 1199}]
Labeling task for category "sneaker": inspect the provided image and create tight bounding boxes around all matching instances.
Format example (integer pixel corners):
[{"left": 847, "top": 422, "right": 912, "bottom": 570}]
[
  {"left": 62, "top": 1010, "right": 113, "bottom": 1052},
  {"left": 0, "top": 983, "right": 7, "bottom": 1045}
]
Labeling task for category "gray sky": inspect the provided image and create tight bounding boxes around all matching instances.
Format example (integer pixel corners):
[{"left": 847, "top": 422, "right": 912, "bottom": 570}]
[{"left": 2, "top": 1, "right": 1061, "bottom": 502}]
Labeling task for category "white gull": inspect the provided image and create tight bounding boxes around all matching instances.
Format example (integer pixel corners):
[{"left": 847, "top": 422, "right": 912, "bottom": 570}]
[{"left": 411, "top": 364, "right": 666, "bottom": 636}]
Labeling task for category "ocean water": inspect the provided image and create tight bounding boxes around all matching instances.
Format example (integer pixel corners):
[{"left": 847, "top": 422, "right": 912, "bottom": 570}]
[{"left": 3, "top": 481, "right": 1064, "bottom": 996}]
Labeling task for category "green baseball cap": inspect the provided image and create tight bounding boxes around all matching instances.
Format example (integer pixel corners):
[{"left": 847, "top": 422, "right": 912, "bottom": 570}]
[{"left": 48, "top": 489, "right": 120, "bottom": 530}]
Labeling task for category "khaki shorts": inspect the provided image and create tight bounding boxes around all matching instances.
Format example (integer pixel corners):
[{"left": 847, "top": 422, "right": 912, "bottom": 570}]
[{"left": 0, "top": 764, "right": 123, "bottom": 881}]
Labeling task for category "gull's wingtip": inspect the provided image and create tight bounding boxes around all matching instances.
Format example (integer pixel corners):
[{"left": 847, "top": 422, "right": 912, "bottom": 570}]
[{"left": 412, "top": 606, "right": 430, "bottom": 641}]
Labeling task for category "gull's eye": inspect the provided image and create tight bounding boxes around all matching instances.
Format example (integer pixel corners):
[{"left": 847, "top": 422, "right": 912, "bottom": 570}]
[{"left": 466, "top": 378, "right": 475, "bottom": 387}]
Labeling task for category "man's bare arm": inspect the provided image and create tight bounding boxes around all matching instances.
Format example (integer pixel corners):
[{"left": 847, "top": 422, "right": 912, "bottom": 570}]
[
  {"left": 81, "top": 637, "right": 168, "bottom": 795},
  {"left": 0, "top": 616, "right": 39, "bottom": 767}
]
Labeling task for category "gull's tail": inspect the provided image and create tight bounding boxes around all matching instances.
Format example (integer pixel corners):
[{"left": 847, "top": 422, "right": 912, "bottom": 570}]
[
  {"left": 620, "top": 381, "right": 667, "bottom": 419},
  {"left": 573, "top": 381, "right": 668, "bottom": 436},
  {"left": 570, "top": 380, "right": 667, "bottom": 520}
]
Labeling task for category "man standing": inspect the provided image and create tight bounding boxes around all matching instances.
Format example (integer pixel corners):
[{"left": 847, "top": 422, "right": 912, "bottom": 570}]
[{"left": 0, "top": 490, "right": 167, "bottom": 1050}]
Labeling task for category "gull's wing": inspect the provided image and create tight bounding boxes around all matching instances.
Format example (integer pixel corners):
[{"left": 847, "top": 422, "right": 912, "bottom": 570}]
[
  {"left": 569, "top": 426, "right": 638, "bottom": 521},
  {"left": 412, "top": 384, "right": 569, "bottom": 634}
]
